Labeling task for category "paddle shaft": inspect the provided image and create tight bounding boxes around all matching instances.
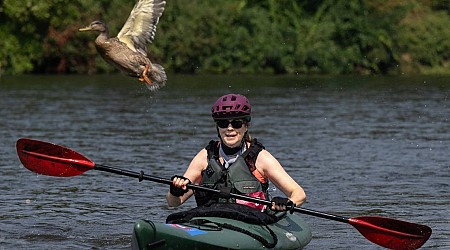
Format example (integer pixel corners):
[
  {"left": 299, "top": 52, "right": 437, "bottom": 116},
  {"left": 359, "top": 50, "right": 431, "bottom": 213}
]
[
  {"left": 94, "top": 164, "right": 349, "bottom": 223},
  {"left": 16, "top": 138, "right": 432, "bottom": 249}
]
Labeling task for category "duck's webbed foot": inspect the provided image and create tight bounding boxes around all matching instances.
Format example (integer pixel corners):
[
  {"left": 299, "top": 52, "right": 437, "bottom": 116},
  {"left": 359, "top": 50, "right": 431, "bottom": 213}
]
[{"left": 138, "top": 64, "right": 152, "bottom": 84}]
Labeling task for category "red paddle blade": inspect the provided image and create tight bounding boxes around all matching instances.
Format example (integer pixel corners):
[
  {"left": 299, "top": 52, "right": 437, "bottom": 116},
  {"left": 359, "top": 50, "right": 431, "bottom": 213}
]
[
  {"left": 16, "top": 138, "right": 95, "bottom": 177},
  {"left": 349, "top": 216, "right": 432, "bottom": 250}
]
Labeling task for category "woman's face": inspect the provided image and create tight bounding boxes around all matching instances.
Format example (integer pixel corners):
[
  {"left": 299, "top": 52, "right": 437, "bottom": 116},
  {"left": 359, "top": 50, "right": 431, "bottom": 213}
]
[{"left": 216, "top": 119, "right": 248, "bottom": 148}]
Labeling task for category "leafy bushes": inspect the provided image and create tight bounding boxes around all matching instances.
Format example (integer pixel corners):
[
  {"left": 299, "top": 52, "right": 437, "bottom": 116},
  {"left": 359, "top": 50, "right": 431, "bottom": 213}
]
[{"left": 0, "top": 0, "right": 448, "bottom": 75}]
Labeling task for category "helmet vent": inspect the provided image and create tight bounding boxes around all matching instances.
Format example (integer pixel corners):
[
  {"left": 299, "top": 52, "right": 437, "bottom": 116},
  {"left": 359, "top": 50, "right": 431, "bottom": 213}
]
[{"left": 212, "top": 94, "right": 251, "bottom": 119}]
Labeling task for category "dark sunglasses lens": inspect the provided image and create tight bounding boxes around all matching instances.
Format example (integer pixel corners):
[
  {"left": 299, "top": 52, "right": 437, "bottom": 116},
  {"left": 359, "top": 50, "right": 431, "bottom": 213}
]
[
  {"left": 230, "top": 120, "right": 243, "bottom": 128},
  {"left": 216, "top": 120, "right": 244, "bottom": 129},
  {"left": 216, "top": 120, "right": 229, "bottom": 128}
]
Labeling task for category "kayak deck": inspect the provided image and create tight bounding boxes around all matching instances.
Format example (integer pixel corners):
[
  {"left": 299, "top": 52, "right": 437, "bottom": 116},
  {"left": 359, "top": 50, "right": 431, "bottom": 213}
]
[{"left": 132, "top": 212, "right": 311, "bottom": 249}]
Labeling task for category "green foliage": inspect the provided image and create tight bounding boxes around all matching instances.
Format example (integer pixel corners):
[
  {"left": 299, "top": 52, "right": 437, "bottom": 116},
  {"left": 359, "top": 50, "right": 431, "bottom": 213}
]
[
  {"left": 0, "top": 0, "right": 448, "bottom": 76},
  {"left": 396, "top": 3, "right": 450, "bottom": 74}
]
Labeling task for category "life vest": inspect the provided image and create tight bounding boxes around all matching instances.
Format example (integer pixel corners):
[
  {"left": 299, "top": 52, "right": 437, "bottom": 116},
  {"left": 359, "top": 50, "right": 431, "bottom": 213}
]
[{"left": 194, "top": 138, "right": 270, "bottom": 211}]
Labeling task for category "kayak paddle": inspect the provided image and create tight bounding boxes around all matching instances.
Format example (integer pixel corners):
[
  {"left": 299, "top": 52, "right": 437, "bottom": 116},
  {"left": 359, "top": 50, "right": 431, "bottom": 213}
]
[{"left": 16, "top": 138, "right": 431, "bottom": 250}]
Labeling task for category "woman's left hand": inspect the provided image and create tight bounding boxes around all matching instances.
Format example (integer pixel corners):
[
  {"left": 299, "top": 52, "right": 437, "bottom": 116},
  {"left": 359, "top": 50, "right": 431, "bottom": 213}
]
[{"left": 270, "top": 197, "right": 296, "bottom": 213}]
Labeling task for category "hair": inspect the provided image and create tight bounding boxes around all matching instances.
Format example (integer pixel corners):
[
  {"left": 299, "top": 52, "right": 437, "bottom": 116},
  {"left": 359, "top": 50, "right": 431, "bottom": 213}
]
[
  {"left": 244, "top": 119, "right": 252, "bottom": 142},
  {"left": 244, "top": 131, "right": 252, "bottom": 143}
]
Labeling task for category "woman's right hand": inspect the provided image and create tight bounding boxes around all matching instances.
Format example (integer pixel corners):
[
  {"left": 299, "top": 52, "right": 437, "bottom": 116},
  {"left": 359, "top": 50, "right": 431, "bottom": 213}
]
[{"left": 170, "top": 175, "right": 191, "bottom": 197}]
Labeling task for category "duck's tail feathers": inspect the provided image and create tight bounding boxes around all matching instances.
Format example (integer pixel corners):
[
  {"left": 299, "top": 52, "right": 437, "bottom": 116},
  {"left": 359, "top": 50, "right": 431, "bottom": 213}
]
[{"left": 145, "top": 63, "right": 167, "bottom": 92}]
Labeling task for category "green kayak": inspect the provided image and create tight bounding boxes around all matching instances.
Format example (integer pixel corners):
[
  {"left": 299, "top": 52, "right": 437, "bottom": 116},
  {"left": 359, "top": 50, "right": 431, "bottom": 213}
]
[{"left": 131, "top": 204, "right": 311, "bottom": 250}]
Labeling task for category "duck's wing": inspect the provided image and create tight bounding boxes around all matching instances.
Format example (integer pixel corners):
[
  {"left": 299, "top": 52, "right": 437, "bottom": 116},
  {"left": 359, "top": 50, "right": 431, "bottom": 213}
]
[{"left": 117, "top": 0, "right": 166, "bottom": 56}]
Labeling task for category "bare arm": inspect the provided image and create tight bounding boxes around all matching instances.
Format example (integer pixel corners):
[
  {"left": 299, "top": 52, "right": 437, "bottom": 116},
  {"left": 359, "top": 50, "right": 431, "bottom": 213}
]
[
  {"left": 166, "top": 149, "right": 208, "bottom": 207},
  {"left": 256, "top": 150, "right": 306, "bottom": 207}
]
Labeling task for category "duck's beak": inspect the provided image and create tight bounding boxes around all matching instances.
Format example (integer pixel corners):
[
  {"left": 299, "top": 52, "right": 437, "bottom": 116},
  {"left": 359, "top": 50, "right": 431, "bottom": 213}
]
[{"left": 78, "top": 26, "right": 92, "bottom": 32}]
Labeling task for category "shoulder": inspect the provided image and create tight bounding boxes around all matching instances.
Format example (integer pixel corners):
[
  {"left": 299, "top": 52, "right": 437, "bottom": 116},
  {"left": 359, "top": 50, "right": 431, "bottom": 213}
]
[
  {"left": 249, "top": 139, "right": 277, "bottom": 168},
  {"left": 185, "top": 148, "right": 209, "bottom": 184},
  {"left": 192, "top": 148, "right": 208, "bottom": 164},
  {"left": 254, "top": 149, "right": 282, "bottom": 176},
  {"left": 257, "top": 149, "right": 278, "bottom": 163}
]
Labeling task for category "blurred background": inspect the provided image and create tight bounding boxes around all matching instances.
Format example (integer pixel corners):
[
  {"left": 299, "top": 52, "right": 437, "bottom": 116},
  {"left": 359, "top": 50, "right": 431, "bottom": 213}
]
[{"left": 0, "top": 0, "right": 449, "bottom": 76}]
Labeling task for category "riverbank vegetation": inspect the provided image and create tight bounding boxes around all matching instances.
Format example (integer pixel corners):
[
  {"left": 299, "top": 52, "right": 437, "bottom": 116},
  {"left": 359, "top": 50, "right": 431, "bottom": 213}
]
[{"left": 0, "top": 0, "right": 448, "bottom": 75}]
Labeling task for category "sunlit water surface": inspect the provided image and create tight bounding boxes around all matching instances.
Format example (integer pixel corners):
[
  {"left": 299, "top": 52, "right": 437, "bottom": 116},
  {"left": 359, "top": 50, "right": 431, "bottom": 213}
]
[{"left": 1, "top": 75, "right": 449, "bottom": 249}]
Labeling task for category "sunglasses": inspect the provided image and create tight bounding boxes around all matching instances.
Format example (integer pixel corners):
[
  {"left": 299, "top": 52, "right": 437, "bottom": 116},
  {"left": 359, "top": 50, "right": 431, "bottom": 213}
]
[{"left": 215, "top": 119, "right": 245, "bottom": 129}]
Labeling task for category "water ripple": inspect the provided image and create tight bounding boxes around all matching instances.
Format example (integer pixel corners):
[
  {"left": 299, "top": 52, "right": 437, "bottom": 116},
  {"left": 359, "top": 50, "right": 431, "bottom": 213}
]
[{"left": 1, "top": 75, "right": 449, "bottom": 249}]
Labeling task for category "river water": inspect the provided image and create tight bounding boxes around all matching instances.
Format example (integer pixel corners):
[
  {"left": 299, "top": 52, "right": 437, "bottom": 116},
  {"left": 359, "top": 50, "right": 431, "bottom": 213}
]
[{"left": 0, "top": 75, "right": 449, "bottom": 249}]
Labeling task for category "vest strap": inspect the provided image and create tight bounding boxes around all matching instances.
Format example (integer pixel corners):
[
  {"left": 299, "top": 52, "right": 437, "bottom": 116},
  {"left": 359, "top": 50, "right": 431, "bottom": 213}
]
[{"left": 242, "top": 138, "right": 265, "bottom": 172}]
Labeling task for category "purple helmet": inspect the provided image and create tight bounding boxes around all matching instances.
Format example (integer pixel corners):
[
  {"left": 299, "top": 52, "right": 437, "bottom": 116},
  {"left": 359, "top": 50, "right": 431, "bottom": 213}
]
[{"left": 211, "top": 94, "right": 251, "bottom": 120}]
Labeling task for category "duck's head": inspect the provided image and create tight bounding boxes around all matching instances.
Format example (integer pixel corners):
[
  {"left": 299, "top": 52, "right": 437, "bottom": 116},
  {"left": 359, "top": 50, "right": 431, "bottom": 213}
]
[{"left": 79, "top": 20, "right": 107, "bottom": 33}]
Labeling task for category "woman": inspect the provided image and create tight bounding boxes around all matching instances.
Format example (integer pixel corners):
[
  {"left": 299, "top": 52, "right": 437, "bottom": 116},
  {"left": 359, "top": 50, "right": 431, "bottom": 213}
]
[{"left": 166, "top": 93, "right": 306, "bottom": 212}]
